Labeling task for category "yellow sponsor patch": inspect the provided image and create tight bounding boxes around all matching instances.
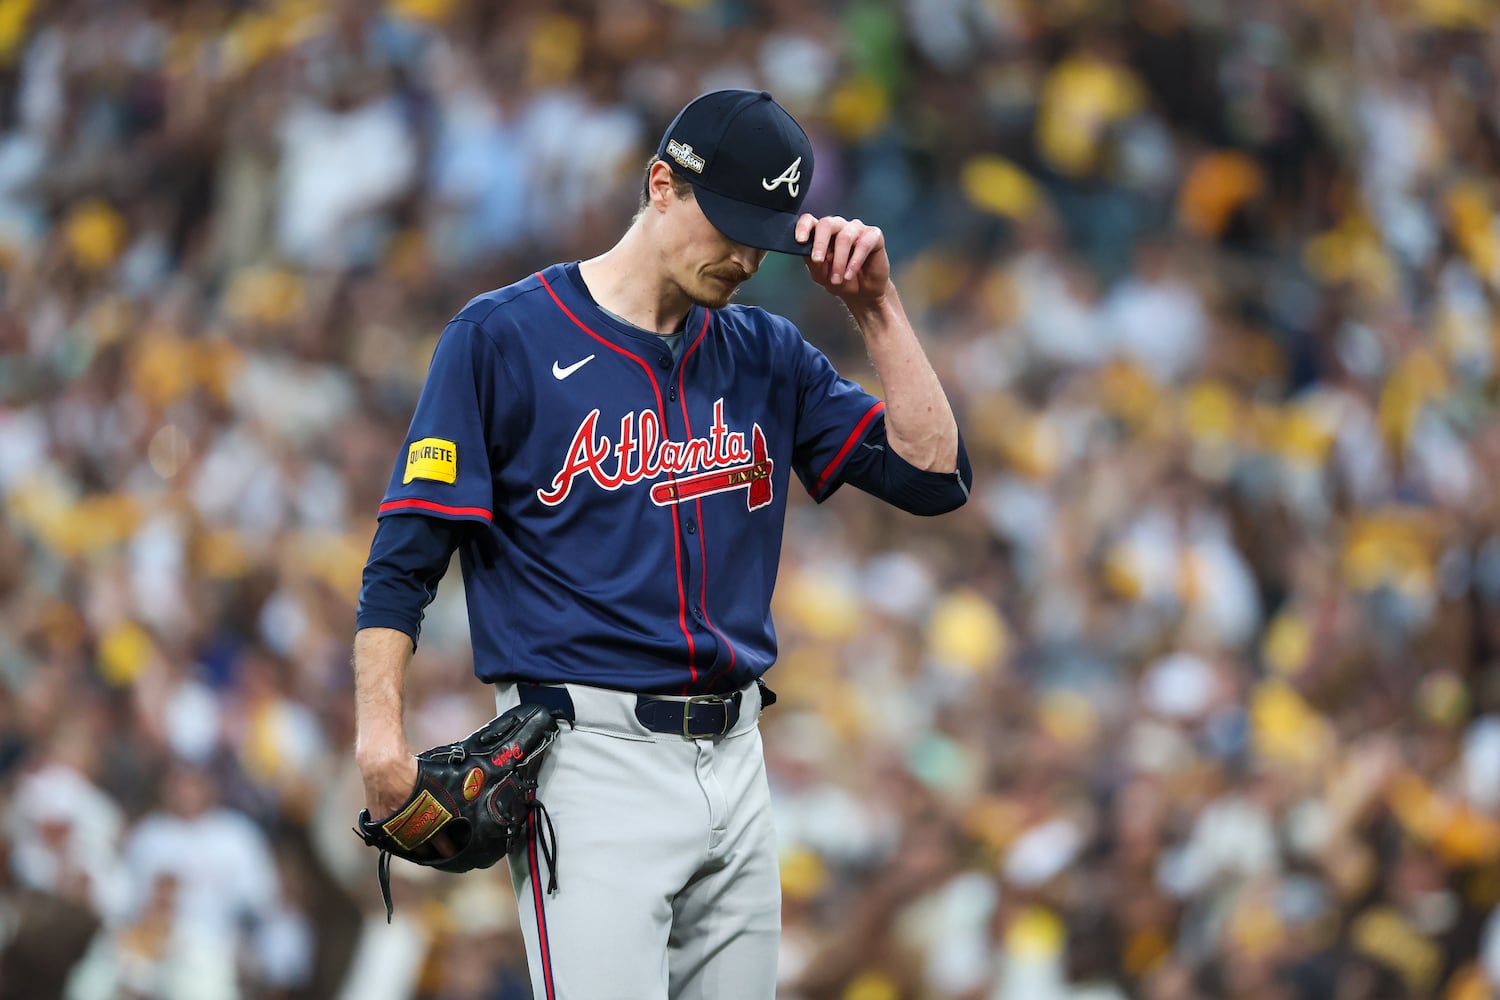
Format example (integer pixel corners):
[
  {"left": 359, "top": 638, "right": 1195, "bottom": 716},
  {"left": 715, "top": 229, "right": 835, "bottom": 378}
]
[{"left": 404, "top": 437, "right": 457, "bottom": 484}]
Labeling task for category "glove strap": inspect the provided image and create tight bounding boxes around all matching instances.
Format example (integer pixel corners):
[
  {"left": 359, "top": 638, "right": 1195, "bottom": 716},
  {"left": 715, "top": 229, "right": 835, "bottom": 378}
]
[
  {"left": 531, "top": 799, "right": 559, "bottom": 895},
  {"left": 377, "top": 850, "right": 394, "bottom": 923}
]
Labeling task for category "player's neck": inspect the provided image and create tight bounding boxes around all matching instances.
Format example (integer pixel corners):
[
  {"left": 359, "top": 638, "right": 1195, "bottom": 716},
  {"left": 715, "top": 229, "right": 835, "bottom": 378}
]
[{"left": 577, "top": 227, "right": 692, "bottom": 337}]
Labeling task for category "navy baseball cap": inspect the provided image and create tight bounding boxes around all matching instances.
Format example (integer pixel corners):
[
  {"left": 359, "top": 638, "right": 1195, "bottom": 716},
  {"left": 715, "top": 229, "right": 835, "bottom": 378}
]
[{"left": 657, "top": 90, "right": 815, "bottom": 256}]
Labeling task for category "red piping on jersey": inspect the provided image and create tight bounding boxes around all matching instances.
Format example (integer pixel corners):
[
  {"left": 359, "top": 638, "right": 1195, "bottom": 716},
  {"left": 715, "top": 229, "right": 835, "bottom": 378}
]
[
  {"left": 537, "top": 271, "right": 698, "bottom": 683},
  {"left": 528, "top": 829, "right": 556, "bottom": 1000},
  {"left": 676, "top": 315, "right": 738, "bottom": 695},
  {"left": 810, "top": 400, "right": 886, "bottom": 496},
  {"left": 378, "top": 497, "right": 493, "bottom": 521}
]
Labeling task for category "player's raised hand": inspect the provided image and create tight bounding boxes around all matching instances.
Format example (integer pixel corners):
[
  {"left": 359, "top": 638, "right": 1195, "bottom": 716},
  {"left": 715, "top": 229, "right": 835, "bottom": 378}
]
[{"left": 796, "top": 214, "right": 890, "bottom": 307}]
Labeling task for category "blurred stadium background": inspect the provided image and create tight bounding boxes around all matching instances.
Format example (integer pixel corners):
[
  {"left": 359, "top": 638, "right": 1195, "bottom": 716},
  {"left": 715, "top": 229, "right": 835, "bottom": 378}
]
[{"left": 3, "top": 0, "right": 1500, "bottom": 998}]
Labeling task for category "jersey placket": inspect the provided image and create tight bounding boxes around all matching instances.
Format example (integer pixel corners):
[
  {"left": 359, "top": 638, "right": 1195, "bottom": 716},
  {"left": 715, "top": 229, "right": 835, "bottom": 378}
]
[
  {"left": 671, "top": 317, "right": 736, "bottom": 694},
  {"left": 639, "top": 316, "right": 726, "bottom": 692},
  {"left": 536, "top": 270, "right": 711, "bottom": 688}
]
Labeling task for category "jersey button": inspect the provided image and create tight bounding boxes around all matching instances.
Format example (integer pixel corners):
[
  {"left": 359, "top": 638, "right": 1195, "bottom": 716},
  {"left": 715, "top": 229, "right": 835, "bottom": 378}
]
[
  {"left": 669, "top": 387, "right": 678, "bottom": 402},
  {"left": 658, "top": 355, "right": 671, "bottom": 370},
  {"left": 685, "top": 518, "right": 697, "bottom": 534},
  {"left": 691, "top": 605, "right": 704, "bottom": 620}
]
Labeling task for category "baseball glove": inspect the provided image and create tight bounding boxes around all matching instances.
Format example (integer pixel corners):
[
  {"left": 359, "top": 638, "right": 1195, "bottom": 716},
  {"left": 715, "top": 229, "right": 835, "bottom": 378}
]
[{"left": 355, "top": 702, "right": 562, "bottom": 920}]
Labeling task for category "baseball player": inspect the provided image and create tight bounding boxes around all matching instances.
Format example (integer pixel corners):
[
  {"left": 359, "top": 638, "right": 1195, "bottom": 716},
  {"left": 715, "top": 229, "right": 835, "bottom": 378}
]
[{"left": 353, "top": 89, "right": 972, "bottom": 999}]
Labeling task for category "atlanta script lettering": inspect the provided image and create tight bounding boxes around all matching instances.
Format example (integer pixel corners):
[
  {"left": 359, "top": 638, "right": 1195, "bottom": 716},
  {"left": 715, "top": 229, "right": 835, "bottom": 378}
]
[{"left": 538, "top": 398, "right": 766, "bottom": 506}]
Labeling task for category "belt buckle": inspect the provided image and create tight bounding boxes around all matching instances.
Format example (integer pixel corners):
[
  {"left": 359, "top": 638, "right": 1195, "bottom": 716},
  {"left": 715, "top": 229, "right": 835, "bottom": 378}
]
[{"left": 682, "top": 694, "right": 729, "bottom": 739}]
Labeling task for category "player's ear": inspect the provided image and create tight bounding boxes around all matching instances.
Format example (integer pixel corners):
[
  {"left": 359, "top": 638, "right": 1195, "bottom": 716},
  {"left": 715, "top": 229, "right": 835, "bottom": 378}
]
[{"left": 647, "top": 160, "right": 683, "bottom": 212}]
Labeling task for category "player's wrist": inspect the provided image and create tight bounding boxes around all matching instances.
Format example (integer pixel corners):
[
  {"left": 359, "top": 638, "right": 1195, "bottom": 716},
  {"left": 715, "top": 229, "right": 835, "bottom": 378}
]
[
  {"left": 845, "top": 284, "right": 903, "bottom": 333},
  {"left": 355, "top": 737, "right": 412, "bottom": 774}
]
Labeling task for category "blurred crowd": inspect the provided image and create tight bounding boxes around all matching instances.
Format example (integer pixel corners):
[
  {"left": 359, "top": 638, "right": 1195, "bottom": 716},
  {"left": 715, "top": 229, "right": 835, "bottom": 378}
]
[{"left": 2, "top": 0, "right": 1500, "bottom": 998}]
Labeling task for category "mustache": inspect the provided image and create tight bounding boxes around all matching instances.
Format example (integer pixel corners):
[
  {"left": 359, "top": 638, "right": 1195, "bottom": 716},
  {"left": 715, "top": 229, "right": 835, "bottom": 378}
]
[{"left": 706, "top": 267, "right": 751, "bottom": 283}]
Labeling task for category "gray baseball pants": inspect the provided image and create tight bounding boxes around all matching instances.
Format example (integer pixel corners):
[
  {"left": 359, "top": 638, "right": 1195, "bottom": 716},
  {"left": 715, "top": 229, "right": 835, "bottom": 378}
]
[{"left": 494, "top": 681, "right": 779, "bottom": 1000}]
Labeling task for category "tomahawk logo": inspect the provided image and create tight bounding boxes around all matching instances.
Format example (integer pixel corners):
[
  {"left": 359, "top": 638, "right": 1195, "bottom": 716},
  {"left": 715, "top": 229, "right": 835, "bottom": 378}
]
[{"left": 538, "top": 399, "right": 774, "bottom": 511}]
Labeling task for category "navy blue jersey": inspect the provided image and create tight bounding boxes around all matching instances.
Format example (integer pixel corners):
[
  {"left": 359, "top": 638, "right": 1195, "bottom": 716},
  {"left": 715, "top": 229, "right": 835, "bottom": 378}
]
[{"left": 378, "top": 263, "right": 889, "bottom": 694}]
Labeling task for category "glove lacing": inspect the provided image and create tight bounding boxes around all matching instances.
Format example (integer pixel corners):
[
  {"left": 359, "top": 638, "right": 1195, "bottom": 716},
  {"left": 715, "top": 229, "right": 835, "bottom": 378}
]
[
  {"left": 530, "top": 797, "right": 560, "bottom": 895},
  {"left": 367, "top": 798, "right": 558, "bottom": 924}
]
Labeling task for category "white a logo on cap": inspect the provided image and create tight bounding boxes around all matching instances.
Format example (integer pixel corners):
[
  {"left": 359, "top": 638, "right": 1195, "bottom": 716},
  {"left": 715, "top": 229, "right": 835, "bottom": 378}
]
[{"left": 762, "top": 157, "right": 802, "bottom": 198}]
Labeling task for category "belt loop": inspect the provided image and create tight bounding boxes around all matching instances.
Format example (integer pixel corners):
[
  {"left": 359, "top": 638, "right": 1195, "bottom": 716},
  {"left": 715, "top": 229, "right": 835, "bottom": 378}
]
[{"left": 517, "top": 683, "right": 576, "bottom": 723}]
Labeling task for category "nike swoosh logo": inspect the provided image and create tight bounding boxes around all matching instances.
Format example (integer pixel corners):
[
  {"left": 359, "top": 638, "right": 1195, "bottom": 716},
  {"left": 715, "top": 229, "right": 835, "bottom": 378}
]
[{"left": 552, "top": 355, "right": 596, "bottom": 380}]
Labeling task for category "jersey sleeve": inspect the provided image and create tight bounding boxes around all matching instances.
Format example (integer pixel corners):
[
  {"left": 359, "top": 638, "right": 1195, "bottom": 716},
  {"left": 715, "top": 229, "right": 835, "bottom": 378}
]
[
  {"left": 787, "top": 329, "right": 887, "bottom": 503},
  {"left": 837, "top": 420, "right": 973, "bottom": 515},
  {"left": 377, "top": 319, "right": 509, "bottom": 523}
]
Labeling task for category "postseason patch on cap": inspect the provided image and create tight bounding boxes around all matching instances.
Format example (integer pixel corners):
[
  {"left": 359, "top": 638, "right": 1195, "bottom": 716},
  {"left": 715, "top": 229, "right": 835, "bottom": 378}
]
[
  {"left": 665, "top": 139, "right": 705, "bottom": 174},
  {"left": 405, "top": 438, "right": 457, "bottom": 484}
]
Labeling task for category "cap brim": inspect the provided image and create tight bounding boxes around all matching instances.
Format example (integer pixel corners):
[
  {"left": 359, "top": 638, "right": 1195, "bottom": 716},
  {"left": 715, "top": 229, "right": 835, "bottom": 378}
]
[{"left": 692, "top": 185, "right": 812, "bottom": 256}]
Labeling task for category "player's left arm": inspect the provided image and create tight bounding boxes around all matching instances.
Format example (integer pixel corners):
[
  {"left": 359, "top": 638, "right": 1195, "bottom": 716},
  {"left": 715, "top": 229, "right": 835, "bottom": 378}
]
[{"left": 797, "top": 214, "right": 959, "bottom": 473}]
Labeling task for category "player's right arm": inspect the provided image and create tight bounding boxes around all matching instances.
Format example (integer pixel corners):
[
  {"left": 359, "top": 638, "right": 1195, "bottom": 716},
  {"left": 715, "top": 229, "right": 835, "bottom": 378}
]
[
  {"left": 353, "top": 625, "right": 420, "bottom": 819},
  {"left": 353, "top": 512, "right": 468, "bottom": 818},
  {"left": 353, "top": 314, "right": 512, "bottom": 818}
]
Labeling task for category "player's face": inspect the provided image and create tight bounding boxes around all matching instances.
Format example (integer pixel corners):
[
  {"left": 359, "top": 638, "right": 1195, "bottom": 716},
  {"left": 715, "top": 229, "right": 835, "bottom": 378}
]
[{"left": 663, "top": 190, "right": 767, "bottom": 309}]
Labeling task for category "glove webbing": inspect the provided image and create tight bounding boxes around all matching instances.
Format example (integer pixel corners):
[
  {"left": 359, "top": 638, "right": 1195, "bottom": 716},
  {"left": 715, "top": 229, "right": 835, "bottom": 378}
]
[{"left": 371, "top": 797, "right": 560, "bottom": 923}]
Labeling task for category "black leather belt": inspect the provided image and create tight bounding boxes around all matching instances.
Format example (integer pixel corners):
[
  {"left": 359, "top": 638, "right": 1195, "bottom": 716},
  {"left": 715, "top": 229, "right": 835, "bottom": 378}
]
[
  {"left": 516, "top": 683, "right": 748, "bottom": 739},
  {"left": 636, "top": 691, "right": 742, "bottom": 738}
]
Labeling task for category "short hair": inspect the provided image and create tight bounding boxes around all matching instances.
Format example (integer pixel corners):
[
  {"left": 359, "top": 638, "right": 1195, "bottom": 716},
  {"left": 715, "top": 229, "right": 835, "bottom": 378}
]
[{"left": 640, "top": 157, "right": 695, "bottom": 210}]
